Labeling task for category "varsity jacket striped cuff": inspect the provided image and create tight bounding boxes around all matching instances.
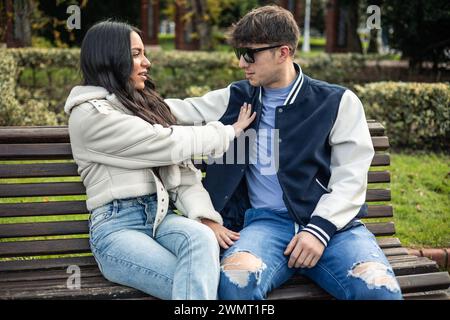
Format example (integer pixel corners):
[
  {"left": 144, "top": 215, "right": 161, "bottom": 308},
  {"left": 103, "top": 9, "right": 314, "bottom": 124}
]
[{"left": 302, "top": 216, "right": 337, "bottom": 247}]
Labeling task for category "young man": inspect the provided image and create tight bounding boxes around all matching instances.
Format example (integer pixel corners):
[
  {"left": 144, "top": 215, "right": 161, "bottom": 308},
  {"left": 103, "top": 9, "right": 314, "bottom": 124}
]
[{"left": 165, "top": 5, "right": 403, "bottom": 300}]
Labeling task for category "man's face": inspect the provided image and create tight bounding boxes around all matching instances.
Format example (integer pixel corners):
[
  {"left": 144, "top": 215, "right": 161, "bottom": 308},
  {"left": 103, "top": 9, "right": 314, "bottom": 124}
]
[{"left": 237, "top": 43, "right": 282, "bottom": 88}]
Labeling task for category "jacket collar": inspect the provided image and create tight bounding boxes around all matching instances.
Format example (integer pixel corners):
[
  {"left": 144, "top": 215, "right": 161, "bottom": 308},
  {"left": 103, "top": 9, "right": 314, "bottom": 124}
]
[{"left": 64, "top": 85, "right": 133, "bottom": 115}]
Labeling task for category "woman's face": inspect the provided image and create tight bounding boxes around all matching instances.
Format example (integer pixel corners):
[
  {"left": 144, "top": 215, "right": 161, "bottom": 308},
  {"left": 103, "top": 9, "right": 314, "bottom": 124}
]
[{"left": 130, "top": 31, "right": 151, "bottom": 90}]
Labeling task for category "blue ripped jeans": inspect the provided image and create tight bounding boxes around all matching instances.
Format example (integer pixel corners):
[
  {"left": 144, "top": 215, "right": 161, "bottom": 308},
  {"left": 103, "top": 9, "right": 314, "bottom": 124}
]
[
  {"left": 89, "top": 194, "right": 220, "bottom": 300},
  {"left": 219, "top": 208, "right": 403, "bottom": 300}
]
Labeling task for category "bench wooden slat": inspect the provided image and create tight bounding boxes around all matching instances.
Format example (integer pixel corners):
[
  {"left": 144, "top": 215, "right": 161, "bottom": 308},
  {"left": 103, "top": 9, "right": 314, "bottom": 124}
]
[
  {"left": 368, "top": 171, "right": 390, "bottom": 183},
  {"left": 365, "top": 222, "right": 395, "bottom": 236},
  {"left": 404, "top": 291, "right": 450, "bottom": 300},
  {"left": 0, "top": 182, "right": 86, "bottom": 198},
  {"left": 391, "top": 257, "right": 441, "bottom": 276},
  {"left": 367, "top": 205, "right": 393, "bottom": 218},
  {"left": 366, "top": 189, "right": 391, "bottom": 202},
  {"left": 268, "top": 283, "right": 332, "bottom": 299},
  {"left": 0, "top": 163, "right": 79, "bottom": 178},
  {"left": 0, "top": 201, "right": 88, "bottom": 217},
  {"left": 0, "top": 256, "right": 97, "bottom": 272},
  {"left": 388, "top": 255, "right": 425, "bottom": 263},
  {"left": 0, "top": 276, "right": 151, "bottom": 300},
  {"left": 383, "top": 247, "right": 409, "bottom": 256},
  {"left": 396, "top": 272, "right": 450, "bottom": 294},
  {"left": 0, "top": 274, "right": 132, "bottom": 292},
  {"left": 0, "top": 127, "right": 70, "bottom": 144},
  {"left": 0, "top": 266, "right": 103, "bottom": 283},
  {"left": 371, "top": 153, "right": 390, "bottom": 166},
  {"left": 376, "top": 237, "right": 400, "bottom": 248},
  {"left": 0, "top": 238, "right": 90, "bottom": 257},
  {"left": 0, "top": 220, "right": 89, "bottom": 238},
  {"left": 367, "top": 121, "right": 385, "bottom": 136},
  {"left": 372, "top": 136, "right": 389, "bottom": 151},
  {"left": 0, "top": 144, "right": 73, "bottom": 160}
]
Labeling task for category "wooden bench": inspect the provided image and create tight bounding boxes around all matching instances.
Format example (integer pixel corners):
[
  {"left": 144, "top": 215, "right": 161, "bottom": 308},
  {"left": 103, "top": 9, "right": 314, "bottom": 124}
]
[{"left": 0, "top": 122, "right": 449, "bottom": 300}]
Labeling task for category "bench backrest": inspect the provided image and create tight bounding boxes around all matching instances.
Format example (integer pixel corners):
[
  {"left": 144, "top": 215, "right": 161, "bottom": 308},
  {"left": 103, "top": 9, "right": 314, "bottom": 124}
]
[{"left": 0, "top": 121, "right": 395, "bottom": 261}]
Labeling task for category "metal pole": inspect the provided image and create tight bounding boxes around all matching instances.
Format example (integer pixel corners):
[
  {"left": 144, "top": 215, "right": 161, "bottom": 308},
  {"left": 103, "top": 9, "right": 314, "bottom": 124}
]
[{"left": 302, "top": 0, "right": 311, "bottom": 52}]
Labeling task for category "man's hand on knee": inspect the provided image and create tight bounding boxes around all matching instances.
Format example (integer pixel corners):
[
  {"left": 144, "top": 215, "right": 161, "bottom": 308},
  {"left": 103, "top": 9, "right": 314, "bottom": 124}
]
[{"left": 284, "top": 232, "right": 325, "bottom": 268}]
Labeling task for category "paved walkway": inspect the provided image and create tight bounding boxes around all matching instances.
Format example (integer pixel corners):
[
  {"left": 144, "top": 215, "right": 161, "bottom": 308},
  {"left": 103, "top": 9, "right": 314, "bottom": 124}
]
[{"left": 407, "top": 247, "right": 450, "bottom": 270}]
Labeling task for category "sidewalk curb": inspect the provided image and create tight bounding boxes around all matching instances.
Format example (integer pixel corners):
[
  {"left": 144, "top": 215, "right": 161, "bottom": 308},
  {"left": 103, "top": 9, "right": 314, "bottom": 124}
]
[{"left": 407, "top": 248, "right": 450, "bottom": 270}]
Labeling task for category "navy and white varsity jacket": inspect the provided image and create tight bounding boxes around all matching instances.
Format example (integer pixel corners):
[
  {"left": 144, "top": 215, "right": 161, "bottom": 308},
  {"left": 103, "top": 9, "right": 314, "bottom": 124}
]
[{"left": 165, "top": 64, "right": 375, "bottom": 247}]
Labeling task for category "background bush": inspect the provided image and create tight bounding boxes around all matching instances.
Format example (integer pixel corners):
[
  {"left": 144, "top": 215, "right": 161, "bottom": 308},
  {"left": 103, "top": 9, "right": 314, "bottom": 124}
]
[
  {"left": 0, "top": 48, "right": 79, "bottom": 126},
  {"left": 1, "top": 48, "right": 448, "bottom": 151},
  {"left": 356, "top": 82, "right": 450, "bottom": 151}
]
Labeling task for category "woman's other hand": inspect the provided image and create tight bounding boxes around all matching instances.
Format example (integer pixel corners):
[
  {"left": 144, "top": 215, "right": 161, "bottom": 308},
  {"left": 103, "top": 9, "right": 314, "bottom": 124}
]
[{"left": 201, "top": 218, "right": 240, "bottom": 249}]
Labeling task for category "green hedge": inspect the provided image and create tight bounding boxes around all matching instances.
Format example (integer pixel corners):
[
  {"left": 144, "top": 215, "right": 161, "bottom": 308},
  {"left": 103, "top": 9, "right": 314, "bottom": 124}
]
[
  {"left": 0, "top": 49, "right": 79, "bottom": 126},
  {"left": 0, "top": 48, "right": 448, "bottom": 151},
  {"left": 356, "top": 82, "right": 449, "bottom": 151},
  {"left": 149, "top": 50, "right": 242, "bottom": 98}
]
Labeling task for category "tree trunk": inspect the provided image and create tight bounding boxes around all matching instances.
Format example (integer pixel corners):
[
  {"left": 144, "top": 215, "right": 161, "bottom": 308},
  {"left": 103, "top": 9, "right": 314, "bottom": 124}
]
[
  {"left": 190, "top": 0, "right": 212, "bottom": 50},
  {"left": 13, "top": 0, "right": 32, "bottom": 47},
  {"left": 344, "top": 0, "right": 362, "bottom": 53},
  {"left": 367, "top": 28, "right": 380, "bottom": 53}
]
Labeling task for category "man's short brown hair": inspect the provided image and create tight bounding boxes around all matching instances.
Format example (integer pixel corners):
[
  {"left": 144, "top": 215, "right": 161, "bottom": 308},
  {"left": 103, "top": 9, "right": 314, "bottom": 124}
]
[{"left": 227, "top": 5, "right": 300, "bottom": 56}]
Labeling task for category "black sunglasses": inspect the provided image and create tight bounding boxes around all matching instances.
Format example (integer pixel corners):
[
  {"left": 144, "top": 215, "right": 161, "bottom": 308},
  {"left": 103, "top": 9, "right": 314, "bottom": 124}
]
[{"left": 234, "top": 44, "right": 283, "bottom": 63}]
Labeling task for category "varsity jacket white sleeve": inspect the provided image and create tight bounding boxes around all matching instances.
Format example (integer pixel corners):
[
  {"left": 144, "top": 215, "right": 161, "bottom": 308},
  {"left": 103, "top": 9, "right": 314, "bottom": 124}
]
[
  {"left": 165, "top": 87, "right": 231, "bottom": 125},
  {"left": 303, "top": 90, "right": 375, "bottom": 246}
]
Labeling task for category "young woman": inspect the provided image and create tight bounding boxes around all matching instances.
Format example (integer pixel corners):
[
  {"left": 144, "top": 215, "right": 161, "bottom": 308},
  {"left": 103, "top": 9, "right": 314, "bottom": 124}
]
[{"left": 64, "top": 21, "right": 255, "bottom": 300}]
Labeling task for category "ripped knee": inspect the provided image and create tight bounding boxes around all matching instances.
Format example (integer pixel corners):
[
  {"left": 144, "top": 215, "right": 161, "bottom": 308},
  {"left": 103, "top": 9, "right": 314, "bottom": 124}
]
[
  {"left": 348, "top": 261, "right": 400, "bottom": 293},
  {"left": 220, "top": 252, "right": 266, "bottom": 288},
  {"left": 222, "top": 252, "right": 263, "bottom": 271}
]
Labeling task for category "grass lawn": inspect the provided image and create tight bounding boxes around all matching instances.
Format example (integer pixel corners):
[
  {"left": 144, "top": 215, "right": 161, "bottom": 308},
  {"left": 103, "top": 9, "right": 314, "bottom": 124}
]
[
  {"left": 389, "top": 152, "right": 449, "bottom": 249},
  {"left": 0, "top": 152, "right": 448, "bottom": 249}
]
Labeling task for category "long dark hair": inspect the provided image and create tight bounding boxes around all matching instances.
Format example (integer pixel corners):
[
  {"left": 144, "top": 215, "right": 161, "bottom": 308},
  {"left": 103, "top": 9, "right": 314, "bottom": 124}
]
[{"left": 80, "top": 20, "right": 176, "bottom": 127}]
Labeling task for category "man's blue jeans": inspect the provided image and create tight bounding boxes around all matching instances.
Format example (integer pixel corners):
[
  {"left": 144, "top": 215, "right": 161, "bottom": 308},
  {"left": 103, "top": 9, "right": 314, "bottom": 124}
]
[
  {"left": 89, "top": 194, "right": 220, "bottom": 300},
  {"left": 219, "top": 208, "right": 403, "bottom": 300}
]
